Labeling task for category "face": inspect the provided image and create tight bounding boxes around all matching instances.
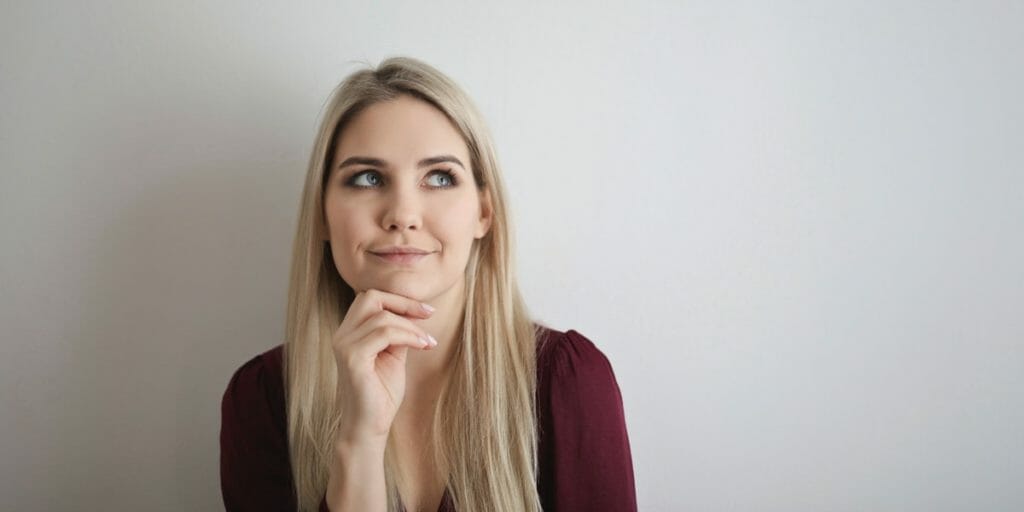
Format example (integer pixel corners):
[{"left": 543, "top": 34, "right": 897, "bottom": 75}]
[{"left": 322, "top": 94, "right": 492, "bottom": 303}]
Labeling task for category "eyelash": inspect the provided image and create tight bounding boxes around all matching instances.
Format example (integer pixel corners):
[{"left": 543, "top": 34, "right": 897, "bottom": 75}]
[{"left": 344, "top": 169, "right": 459, "bottom": 189}]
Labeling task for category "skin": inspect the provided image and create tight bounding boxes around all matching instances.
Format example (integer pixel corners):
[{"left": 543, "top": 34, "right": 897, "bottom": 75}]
[{"left": 322, "top": 94, "right": 493, "bottom": 511}]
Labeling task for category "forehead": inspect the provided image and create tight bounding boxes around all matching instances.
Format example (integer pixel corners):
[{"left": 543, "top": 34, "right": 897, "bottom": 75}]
[{"left": 333, "top": 95, "right": 469, "bottom": 166}]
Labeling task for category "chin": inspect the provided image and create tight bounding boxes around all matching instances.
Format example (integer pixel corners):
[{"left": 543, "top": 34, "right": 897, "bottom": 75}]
[
  {"left": 347, "top": 271, "right": 460, "bottom": 304},
  {"left": 362, "top": 279, "right": 431, "bottom": 301}
]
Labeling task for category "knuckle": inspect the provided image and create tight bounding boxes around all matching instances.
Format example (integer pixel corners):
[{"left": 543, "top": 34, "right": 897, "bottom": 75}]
[
  {"left": 379, "top": 325, "right": 401, "bottom": 339},
  {"left": 361, "top": 311, "right": 390, "bottom": 331},
  {"left": 365, "top": 288, "right": 383, "bottom": 304},
  {"left": 351, "top": 289, "right": 373, "bottom": 309}
]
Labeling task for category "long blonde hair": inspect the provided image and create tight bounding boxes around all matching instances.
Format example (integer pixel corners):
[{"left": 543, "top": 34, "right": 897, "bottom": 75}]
[{"left": 283, "top": 56, "right": 543, "bottom": 512}]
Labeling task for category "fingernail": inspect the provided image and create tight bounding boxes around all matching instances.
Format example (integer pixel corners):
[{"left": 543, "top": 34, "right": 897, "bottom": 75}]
[
  {"left": 427, "top": 334, "right": 438, "bottom": 346},
  {"left": 421, "top": 303, "right": 435, "bottom": 313}
]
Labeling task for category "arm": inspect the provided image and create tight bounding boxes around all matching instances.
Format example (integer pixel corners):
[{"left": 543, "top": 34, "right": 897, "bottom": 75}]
[
  {"left": 323, "top": 439, "right": 388, "bottom": 512},
  {"left": 538, "top": 330, "right": 638, "bottom": 511}
]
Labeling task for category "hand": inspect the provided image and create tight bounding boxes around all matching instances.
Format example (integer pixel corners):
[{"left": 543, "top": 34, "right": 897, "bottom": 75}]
[{"left": 331, "top": 288, "right": 437, "bottom": 448}]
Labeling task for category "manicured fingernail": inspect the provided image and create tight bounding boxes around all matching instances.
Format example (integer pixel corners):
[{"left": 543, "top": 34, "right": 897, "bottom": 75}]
[
  {"left": 421, "top": 303, "right": 435, "bottom": 313},
  {"left": 427, "top": 334, "right": 438, "bottom": 346},
  {"left": 419, "top": 337, "right": 430, "bottom": 347}
]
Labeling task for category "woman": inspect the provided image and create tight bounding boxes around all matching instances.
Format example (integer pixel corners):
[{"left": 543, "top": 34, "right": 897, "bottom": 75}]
[{"left": 220, "top": 56, "right": 636, "bottom": 512}]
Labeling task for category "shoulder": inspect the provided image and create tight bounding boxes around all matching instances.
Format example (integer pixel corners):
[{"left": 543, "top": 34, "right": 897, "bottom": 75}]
[
  {"left": 531, "top": 326, "right": 637, "bottom": 510},
  {"left": 532, "top": 324, "right": 631, "bottom": 452},
  {"left": 224, "top": 344, "right": 284, "bottom": 393},
  {"left": 534, "top": 324, "right": 620, "bottom": 389},
  {"left": 219, "top": 345, "right": 295, "bottom": 508},
  {"left": 221, "top": 344, "right": 286, "bottom": 425}
]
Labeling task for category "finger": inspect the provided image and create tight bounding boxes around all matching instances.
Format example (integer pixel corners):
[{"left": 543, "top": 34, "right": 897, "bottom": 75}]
[
  {"left": 351, "top": 325, "right": 432, "bottom": 363},
  {"left": 345, "top": 309, "right": 435, "bottom": 349},
  {"left": 333, "top": 312, "right": 434, "bottom": 366},
  {"left": 352, "top": 289, "right": 435, "bottom": 325}
]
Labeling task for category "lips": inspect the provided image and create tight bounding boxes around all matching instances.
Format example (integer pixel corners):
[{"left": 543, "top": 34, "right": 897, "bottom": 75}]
[
  {"left": 369, "top": 246, "right": 431, "bottom": 255},
  {"left": 370, "top": 252, "right": 431, "bottom": 265}
]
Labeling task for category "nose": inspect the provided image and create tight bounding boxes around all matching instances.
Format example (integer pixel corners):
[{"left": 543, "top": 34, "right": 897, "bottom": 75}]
[{"left": 380, "top": 186, "right": 422, "bottom": 232}]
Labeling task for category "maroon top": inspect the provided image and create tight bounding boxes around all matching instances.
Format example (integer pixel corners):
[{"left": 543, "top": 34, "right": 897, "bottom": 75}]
[{"left": 220, "top": 326, "right": 637, "bottom": 511}]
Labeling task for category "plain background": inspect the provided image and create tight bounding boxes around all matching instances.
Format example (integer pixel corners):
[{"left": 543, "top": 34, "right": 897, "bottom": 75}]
[{"left": 2, "top": 1, "right": 1022, "bottom": 510}]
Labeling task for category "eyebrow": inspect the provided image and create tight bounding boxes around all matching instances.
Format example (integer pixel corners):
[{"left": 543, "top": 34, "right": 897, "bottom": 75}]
[{"left": 337, "top": 155, "right": 466, "bottom": 171}]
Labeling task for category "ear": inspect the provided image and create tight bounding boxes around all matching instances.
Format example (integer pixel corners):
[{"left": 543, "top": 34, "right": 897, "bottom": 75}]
[{"left": 475, "top": 187, "right": 494, "bottom": 239}]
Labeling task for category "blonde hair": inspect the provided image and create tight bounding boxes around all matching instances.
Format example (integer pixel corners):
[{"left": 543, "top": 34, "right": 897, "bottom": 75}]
[{"left": 283, "top": 56, "right": 543, "bottom": 512}]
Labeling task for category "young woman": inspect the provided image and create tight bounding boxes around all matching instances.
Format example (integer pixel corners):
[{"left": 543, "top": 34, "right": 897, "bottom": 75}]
[{"left": 220, "top": 56, "right": 636, "bottom": 512}]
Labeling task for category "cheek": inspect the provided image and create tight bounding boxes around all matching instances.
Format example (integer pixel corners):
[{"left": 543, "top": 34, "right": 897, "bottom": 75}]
[
  {"left": 328, "top": 204, "right": 371, "bottom": 249},
  {"left": 327, "top": 206, "right": 369, "bottom": 286},
  {"left": 432, "top": 198, "right": 481, "bottom": 246}
]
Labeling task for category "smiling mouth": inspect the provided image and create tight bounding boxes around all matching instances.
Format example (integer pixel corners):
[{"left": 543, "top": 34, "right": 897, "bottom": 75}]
[{"left": 370, "top": 252, "right": 433, "bottom": 265}]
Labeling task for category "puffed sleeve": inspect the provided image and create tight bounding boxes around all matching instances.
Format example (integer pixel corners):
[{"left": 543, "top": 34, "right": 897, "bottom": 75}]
[
  {"left": 537, "top": 329, "right": 638, "bottom": 511},
  {"left": 220, "top": 353, "right": 304, "bottom": 511}
]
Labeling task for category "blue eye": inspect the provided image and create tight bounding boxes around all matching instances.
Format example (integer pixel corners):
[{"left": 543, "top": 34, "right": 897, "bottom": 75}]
[
  {"left": 345, "top": 169, "right": 458, "bottom": 189},
  {"left": 347, "top": 171, "right": 383, "bottom": 188},
  {"left": 426, "top": 169, "right": 458, "bottom": 188}
]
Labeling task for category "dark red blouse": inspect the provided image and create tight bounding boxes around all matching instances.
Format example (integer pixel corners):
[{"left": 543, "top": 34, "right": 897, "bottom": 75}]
[{"left": 220, "top": 325, "right": 637, "bottom": 511}]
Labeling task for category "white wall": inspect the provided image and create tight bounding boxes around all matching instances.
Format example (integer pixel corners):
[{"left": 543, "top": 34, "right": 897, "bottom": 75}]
[{"left": 2, "top": 1, "right": 1022, "bottom": 510}]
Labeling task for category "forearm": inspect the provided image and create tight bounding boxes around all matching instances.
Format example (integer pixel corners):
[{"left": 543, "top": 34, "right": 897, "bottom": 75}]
[{"left": 324, "top": 439, "right": 387, "bottom": 512}]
